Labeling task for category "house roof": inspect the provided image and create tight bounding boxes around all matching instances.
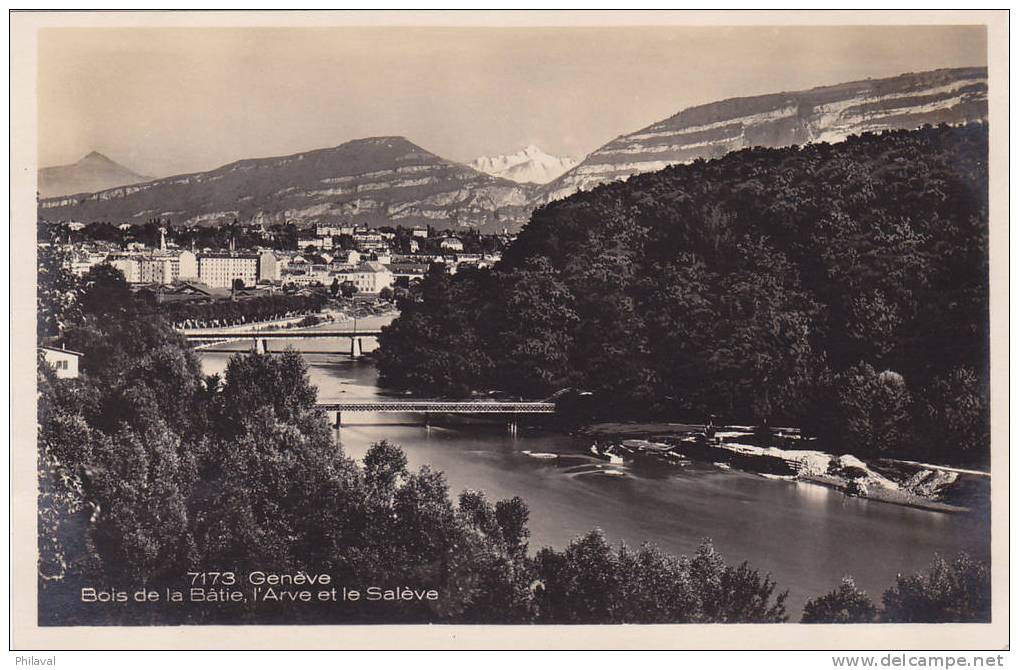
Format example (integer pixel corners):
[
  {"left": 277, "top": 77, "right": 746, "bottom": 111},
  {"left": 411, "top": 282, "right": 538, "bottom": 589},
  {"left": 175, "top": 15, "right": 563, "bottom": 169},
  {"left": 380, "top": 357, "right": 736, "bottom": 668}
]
[
  {"left": 40, "top": 346, "right": 83, "bottom": 357},
  {"left": 385, "top": 263, "right": 429, "bottom": 273}
]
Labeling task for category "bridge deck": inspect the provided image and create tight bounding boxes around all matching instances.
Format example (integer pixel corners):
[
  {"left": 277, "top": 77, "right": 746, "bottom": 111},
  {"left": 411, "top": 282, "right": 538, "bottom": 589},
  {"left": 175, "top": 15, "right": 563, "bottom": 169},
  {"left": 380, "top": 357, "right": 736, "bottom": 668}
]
[
  {"left": 182, "top": 330, "right": 382, "bottom": 339},
  {"left": 317, "top": 401, "right": 556, "bottom": 414}
]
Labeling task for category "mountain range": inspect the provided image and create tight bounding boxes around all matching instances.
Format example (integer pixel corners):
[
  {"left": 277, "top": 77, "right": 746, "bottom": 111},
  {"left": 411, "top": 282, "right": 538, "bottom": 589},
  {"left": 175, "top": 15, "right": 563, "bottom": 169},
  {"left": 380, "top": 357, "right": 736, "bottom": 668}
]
[
  {"left": 538, "top": 66, "right": 988, "bottom": 203},
  {"left": 38, "top": 67, "right": 987, "bottom": 232},
  {"left": 469, "top": 145, "right": 577, "bottom": 184},
  {"left": 39, "top": 137, "right": 536, "bottom": 231},
  {"left": 38, "top": 152, "right": 152, "bottom": 199}
]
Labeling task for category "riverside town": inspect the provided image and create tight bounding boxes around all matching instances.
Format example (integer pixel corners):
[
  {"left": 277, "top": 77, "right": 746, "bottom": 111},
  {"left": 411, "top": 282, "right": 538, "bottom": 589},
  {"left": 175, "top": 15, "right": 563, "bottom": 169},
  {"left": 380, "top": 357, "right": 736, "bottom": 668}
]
[{"left": 30, "top": 21, "right": 995, "bottom": 633}]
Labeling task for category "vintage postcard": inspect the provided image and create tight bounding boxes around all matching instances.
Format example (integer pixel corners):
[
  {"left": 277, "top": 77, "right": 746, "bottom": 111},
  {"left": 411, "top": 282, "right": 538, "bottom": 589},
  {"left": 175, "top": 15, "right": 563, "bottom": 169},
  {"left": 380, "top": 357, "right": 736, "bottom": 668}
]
[{"left": 10, "top": 9, "right": 1009, "bottom": 651}]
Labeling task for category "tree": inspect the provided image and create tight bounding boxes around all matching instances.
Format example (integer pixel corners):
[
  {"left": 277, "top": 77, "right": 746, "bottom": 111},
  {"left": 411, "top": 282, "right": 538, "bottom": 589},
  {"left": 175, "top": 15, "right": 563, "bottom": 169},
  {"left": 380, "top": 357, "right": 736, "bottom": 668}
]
[
  {"left": 612, "top": 542, "right": 698, "bottom": 623},
  {"left": 340, "top": 280, "right": 357, "bottom": 298},
  {"left": 490, "top": 257, "right": 578, "bottom": 395},
  {"left": 688, "top": 540, "right": 788, "bottom": 623},
  {"left": 882, "top": 553, "right": 991, "bottom": 623},
  {"left": 708, "top": 238, "right": 820, "bottom": 423},
  {"left": 38, "top": 441, "right": 92, "bottom": 587},
  {"left": 494, "top": 496, "right": 530, "bottom": 557},
  {"left": 84, "top": 422, "right": 195, "bottom": 585},
  {"left": 77, "top": 264, "right": 132, "bottom": 318},
  {"left": 534, "top": 530, "right": 620, "bottom": 623},
  {"left": 192, "top": 406, "right": 346, "bottom": 581},
  {"left": 111, "top": 343, "right": 206, "bottom": 436},
  {"left": 379, "top": 286, "right": 394, "bottom": 302},
  {"left": 376, "top": 266, "right": 495, "bottom": 396},
  {"left": 916, "top": 367, "right": 989, "bottom": 465},
  {"left": 37, "top": 241, "right": 79, "bottom": 339},
  {"left": 802, "top": 577, "right": 878, "bottom": 623},
  {"left": 533, "top": 534, "right": 786, "bottom": 624},
  {"left": 215, "top": 350, "right": 320, "bottom": 438},
  {"left": 811, "top": 363, "right": 914, "bottom": 456}
]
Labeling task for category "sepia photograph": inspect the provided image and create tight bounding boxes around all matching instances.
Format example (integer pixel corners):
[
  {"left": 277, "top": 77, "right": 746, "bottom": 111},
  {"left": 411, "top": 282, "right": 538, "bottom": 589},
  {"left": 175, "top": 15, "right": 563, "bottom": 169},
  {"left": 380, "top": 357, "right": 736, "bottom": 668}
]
[{"left": 10, "top": 9, "right": 1009, "bottom": 651}]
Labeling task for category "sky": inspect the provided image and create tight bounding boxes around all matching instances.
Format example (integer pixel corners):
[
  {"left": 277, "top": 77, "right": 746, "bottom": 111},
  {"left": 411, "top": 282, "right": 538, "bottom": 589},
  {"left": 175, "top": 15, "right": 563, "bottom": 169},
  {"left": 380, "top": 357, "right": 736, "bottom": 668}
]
[{"left": 38, "top": 25, "right": 987, "bottom": 178}]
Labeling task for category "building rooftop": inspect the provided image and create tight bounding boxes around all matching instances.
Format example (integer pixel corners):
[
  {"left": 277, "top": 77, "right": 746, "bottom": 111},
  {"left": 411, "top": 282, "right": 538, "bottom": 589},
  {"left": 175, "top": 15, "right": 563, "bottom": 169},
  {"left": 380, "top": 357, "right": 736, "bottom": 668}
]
[
  {"left": 198, "top": 252, "right": 261, "bottom": 259},
  {"left": 40, "top": 345, "right": 84, "bottom": 357},
  {"left": 385, "top": 263, "right": 429, "bottom": 272}
]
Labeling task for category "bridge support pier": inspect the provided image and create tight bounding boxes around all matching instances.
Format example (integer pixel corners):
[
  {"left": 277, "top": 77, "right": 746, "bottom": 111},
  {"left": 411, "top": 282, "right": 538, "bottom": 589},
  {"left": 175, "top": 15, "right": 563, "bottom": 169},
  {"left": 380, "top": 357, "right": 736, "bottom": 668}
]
[
  {"left": 508, "top": 419, "right": 518, "bottom": 435},
  {"left": 261, "top": 339, "right": 269, "bottom": 354},
  {"left": 350, "top": 337, "right": 363, "bottom": 359},
  {"left": 331, "top": 411, "right": 342, "bottom": 446},
  {"left": 334, "top": 411, "right": 342, "bottom": 428}
]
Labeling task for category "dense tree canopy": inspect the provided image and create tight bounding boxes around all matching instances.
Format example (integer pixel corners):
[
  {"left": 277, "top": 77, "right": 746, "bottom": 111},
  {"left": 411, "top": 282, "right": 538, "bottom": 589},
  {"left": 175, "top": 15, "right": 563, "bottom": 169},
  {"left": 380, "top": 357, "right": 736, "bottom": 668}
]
[
  {"left": 377, "top": 124, "right": 989, "bottom": 465},
  {"left": 803, "top": 554, "right": 990, "bottom": 623},
  {"left": 161, "top": 292, "right": 326, "bottom": 329}
]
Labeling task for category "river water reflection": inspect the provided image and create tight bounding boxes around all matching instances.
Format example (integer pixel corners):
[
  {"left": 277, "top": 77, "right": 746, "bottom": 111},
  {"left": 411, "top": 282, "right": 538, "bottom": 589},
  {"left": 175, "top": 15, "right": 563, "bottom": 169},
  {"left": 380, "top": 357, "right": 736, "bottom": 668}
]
[{"left": 200, "top": 348, "right": 991, "bottom": 616}]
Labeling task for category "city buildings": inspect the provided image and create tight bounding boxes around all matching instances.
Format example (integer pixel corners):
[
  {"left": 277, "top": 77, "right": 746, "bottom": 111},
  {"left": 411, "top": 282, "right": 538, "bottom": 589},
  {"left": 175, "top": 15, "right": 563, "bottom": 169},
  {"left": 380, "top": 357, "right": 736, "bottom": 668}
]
[
  {"left": 299, "top": 235, "right": 333, "bottom": 250},
  {"left": 333, "top": 261, "right": 394, "bottom": 293},
  {"left": 352, "top": 230, "right": 388, "bottom": 252},
  {"left": 66, "top": 250, "right": 108, "bottom": 276},
  {"left": 195, "top": 251, "right": 278, "bottom": 288},
  {"left": 386, "top": 262, "right": 429, "bottom": 284},
  {"left": 50, "top": 220, "right": 507, "bottom": 293},
  {"left": 108, "top": 254, "right": 141, "bottom": 283},
  {"left": 315, "top": 224, "right": 355, "bottom": 237}
]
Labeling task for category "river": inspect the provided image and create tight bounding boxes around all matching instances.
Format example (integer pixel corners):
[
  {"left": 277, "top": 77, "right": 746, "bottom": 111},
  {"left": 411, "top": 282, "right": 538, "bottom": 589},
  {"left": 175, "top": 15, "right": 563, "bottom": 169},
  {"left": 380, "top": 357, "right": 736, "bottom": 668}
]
[{"left": 199, "top": 335, "right": 991, "bottom": 617}]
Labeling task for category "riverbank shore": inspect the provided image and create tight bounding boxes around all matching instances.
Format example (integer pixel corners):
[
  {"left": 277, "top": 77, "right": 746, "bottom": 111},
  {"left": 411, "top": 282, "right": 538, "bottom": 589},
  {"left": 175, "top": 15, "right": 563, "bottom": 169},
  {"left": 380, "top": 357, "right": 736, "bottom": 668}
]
[{"left": 578, "top": 422, "right": 987, "bottom": 514}]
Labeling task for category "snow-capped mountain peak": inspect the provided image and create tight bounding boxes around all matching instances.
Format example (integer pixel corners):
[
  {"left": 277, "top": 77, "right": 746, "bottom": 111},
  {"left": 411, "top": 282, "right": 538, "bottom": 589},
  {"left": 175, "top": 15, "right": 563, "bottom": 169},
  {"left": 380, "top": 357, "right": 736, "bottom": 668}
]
[{"left": 469, "top": 145, "right": 577, "bottom": 184}]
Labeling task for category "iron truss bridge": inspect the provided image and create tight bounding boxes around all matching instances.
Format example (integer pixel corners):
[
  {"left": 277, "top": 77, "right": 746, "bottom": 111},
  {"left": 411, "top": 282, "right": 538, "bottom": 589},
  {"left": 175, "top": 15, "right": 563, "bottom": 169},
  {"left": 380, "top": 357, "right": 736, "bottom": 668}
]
[{"left": 316, "top": 401, "right": 557, "bottom": 414}]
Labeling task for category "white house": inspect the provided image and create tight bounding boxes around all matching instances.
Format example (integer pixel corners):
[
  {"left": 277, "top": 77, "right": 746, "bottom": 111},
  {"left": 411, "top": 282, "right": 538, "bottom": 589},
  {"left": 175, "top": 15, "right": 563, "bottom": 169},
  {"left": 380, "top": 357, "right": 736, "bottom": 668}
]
[
  {"left": 108, "top": 256, "right": 141, "bottom": 283},
  {"left": 299, "top": 236, "right": 333, "bottom": 251},
  {"left": 333, "top": 261, "right": 394, "bottom": 294},
  {"left": 333, "top": 249, "right": 361, "bottom": 265},
  {"left": 40, "top": 346, "right": 82, "bottom": 379}
]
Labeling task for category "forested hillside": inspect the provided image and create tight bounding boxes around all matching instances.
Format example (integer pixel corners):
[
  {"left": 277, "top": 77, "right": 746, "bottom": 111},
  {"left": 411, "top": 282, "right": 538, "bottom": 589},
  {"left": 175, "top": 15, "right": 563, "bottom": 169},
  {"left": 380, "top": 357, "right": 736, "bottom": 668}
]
[{"left": 377, "top": 124, "right": 990, "bottom": 466}]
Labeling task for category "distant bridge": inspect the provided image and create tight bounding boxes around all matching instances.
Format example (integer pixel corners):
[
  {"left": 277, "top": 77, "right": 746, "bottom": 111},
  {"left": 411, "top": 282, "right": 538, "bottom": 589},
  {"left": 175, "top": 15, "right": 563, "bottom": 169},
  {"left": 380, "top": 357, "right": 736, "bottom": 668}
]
[
  {"left": 180, "top": 329, "right": 383, "bottom": 356},
  {"left": 316, "top": 400, "right": 557, "bottom": 430}
]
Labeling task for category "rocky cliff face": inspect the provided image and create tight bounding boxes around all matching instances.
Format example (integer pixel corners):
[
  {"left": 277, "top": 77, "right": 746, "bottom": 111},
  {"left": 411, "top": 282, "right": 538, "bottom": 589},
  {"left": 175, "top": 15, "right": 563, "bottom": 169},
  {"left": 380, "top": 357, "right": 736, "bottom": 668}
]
[
  {"left": 39, "top": 137, "right": 536, "bottom": 232},
  {"left": 38, "top": 152, "right": 152, "bottom": 199},
  {"left": 540, "top": 67, "right": 988, "bottom": 203}
]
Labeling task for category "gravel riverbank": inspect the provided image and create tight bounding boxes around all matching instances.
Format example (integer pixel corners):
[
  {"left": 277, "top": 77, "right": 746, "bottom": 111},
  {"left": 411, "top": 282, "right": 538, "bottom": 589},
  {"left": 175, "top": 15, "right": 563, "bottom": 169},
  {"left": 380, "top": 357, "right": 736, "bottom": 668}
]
[{"left": 578, "top": 422, "right": 988, "bottom": 514}]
